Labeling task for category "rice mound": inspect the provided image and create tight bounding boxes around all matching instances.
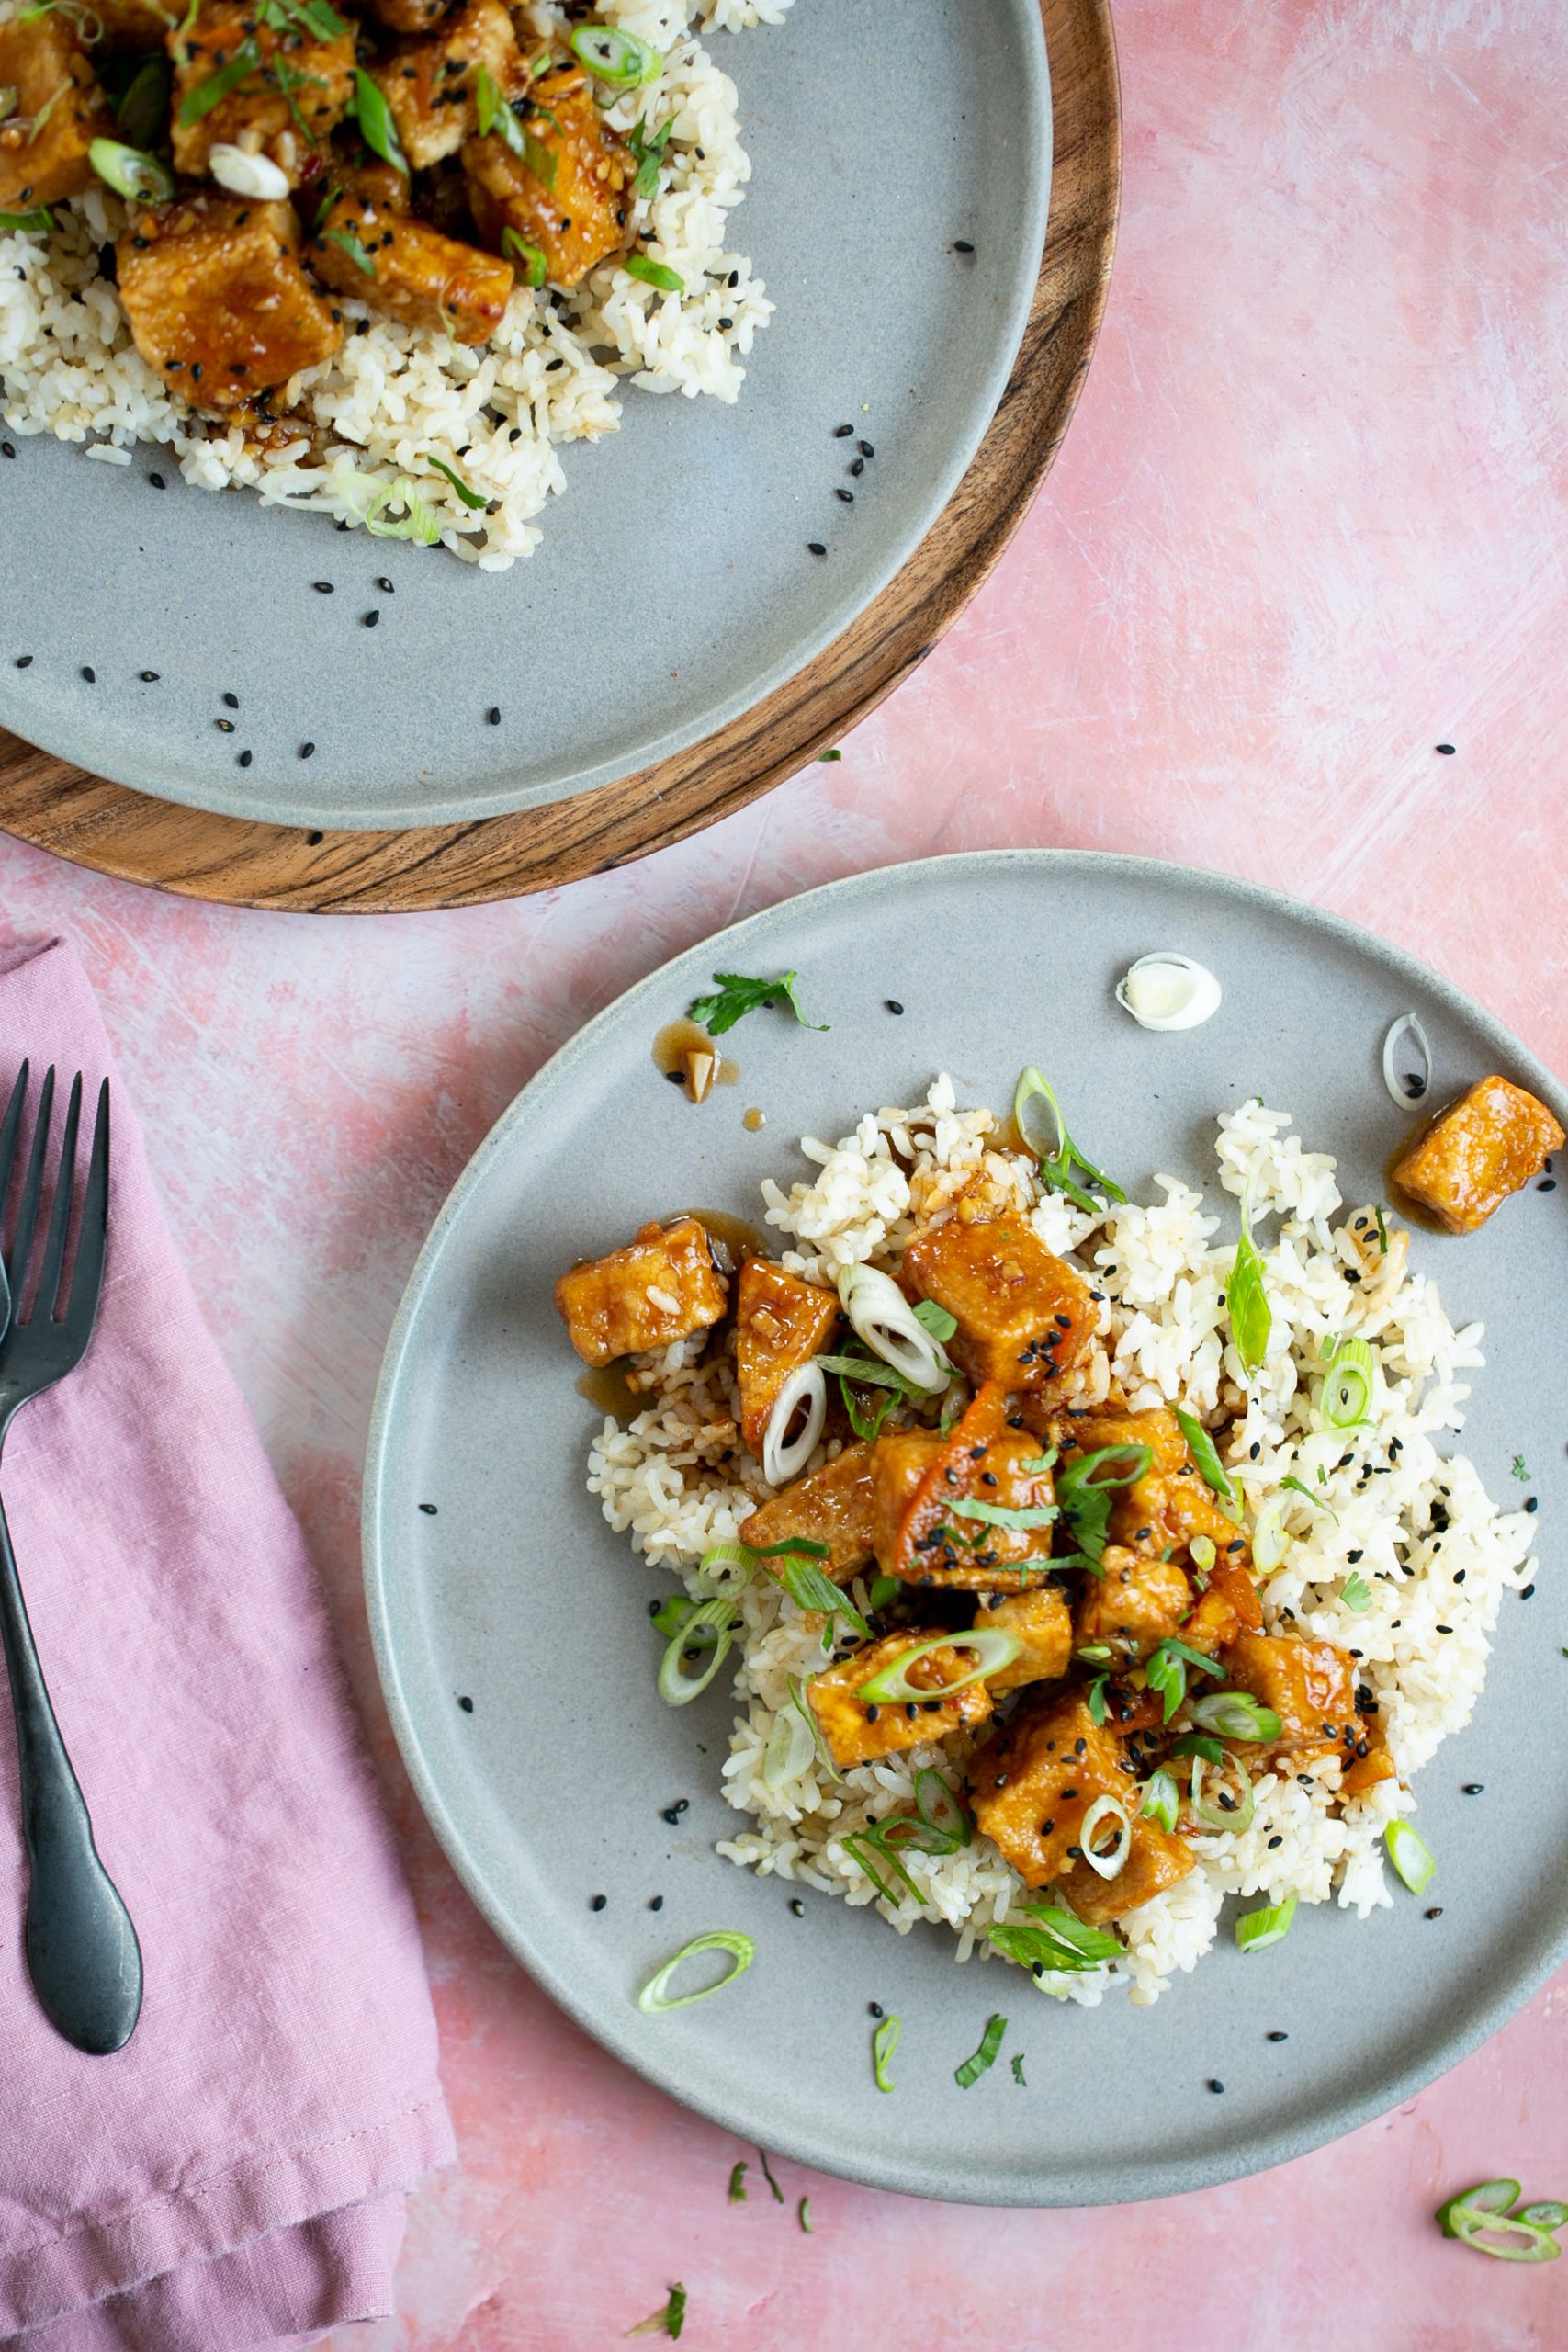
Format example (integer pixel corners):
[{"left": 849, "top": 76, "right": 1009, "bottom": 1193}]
[
  {"left": 0, "top": 0, "right": 791, "bottom": 567},
  {"left": 587, "top": 1077, "right": 1538, "bottom": 2006}
]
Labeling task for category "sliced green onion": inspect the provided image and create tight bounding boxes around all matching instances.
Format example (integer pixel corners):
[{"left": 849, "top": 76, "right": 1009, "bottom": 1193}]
[
  {"left": 1190, "top": 1690, "right": 1282, "bottom": 1742},
  {"left": 954, "top": 2013, "right": 1006, "bottom": 2088},
  {"left": 990, "top": 1902, "right": 1121, "bottom": 1975},
  {"left": 649, "top": 1593, "right": 695, "bottom": 1638},
  {"left": 948, "top": 1496, "right": 1058, "bottom": 1533},
  {"left": 502, "top": 224, "right": 547, "bottom": 286},
  {"left": 837, "top": 1261, "right": 950, "bottom": 1393},
  {"left": 0, "top": 206, "right": 52, "bottom": 232},
  {"left": 797, "top": 2195, "right": 812, "bottom": 2233},
  {"left": 727, "top": 2160, "right": 748, "bottom": 2202},
  {"left": 1140, "top": 1767, "right": 1179, "bottom": 1833},
  {"left": 1235, "top": 1893, "right": 1297, "bottom": 1951},
  {"left": 177, "top": 37, "right": 261, "bottom": 128},
  {"left": 1251, "top": 1495, "right": 1292, "bottom": 1575},
  {"left": 1439, "top": 2178, "right": 1521, "bottom": 2231},
  {"left": 637, "top": 1929, "right": 754, "bottom": 2013},
  {"left": 775, "top": 1552, "right": 867, "bottom": 1636},
  {"left": 351, "top": 67, "right": 407, "bottom": 172},
  {"left": 1190, "top": 1753, "right": 1255, "bottom": 1834},
  {"left": 855, "top": 1628, "right": 1020, "bottom": 1705},
  {"left": 1340, "top": 1571, "right": 1372, "bottom": 1612},
  {"left": 872, "top": 2011, "right": 899, "bottom": 2091},
  {"left": 1446, "top": 2208, "right": 1561, "bottom": 2262},
  {"left": 322, "top": 225, "right": 376, "bottom": 277},
  {"left": 1175, "top": 1407, "right": 1235, "bottom": 1501},
  {"left": 87, "top": 138, "right": 174, "bottom": 203},
  {"left": 787, "top": 1672, "right": 842, "bottom": 1783},
  {"left": 1374, "top": 1204, "right": 1390, "bottom": 1254},
  {"left": 1144, "top": 1635, "right": 1224, "bottom": 1724},
  {"left": 696, "top": 1540, "right": 756, "bottom": 1597},
  {"left": 908, "top": 1767, "right": 972, "bottom": 1851},
  {"left": 1384, "top": 1818, "right": 1436, "bottom": 1894},
  {"left": 866, "top": 1573, "right": 901, "bottom": 1610},
  {"left": 1086, "top": 1673, "right": 1109, "bottom": 1725},
  {"left": 423, "top": 452, "right": 487, "bottom": 509},
  {"left": 656, "top": 1597, "right": 739, "bottom": 1705},
  {"left": 1055, "top": 1442, "right": 1152, "bottom": 1567},
  {"left": 840, "top": 1828, "right": 920, "bottom": 1908},
  {"left": 625, "top": 251, "right": 684, "bottom": 292},
  {"left": 1013, "top": 1066, "right": 1126, "bottom": 1215},
  {"left": 760, "top": 1700, "right": 815, "bottom": 1788},
  {"left": 1019, "top": 1904, "right": 1122, "bottom": 1962},
  {"left": 912, "top": 1298, "right": 957, "bottom": 1342},
  {"left": 757, "top": 2147, "right": 784, "bottom": 2202},
  {"left": 1170, "top": 1730, "right": 1224, "bottom": 1764},
  {"left": 570, "top": 23, "right": 662, "bottom": 87},
  {"left": 1518, "top": 2201, "right": 1568, "bottom": 2230},
  {"left": 627, "top": 111, "right": 673, "bottom": 200},
  {"left": 1320, "top": 1335, "right": 1376, "bottom": 1430},
  {"left": 627, "top": 2281, "right": 687, "bottom": 2338},
  {"left": 1078, "top": 1794, "right": 1132, "bottom": 1879},
  {"left": 1189, "top": 1532, "right": 1217, "bottom": 1574},
  {"left": 1011, "top": 2051, "right": 1027, "bottom": 2086},
  {"left": 1227, "top": 1171, "right": 1272, "bottom": 1377},
  {"left": 0, "top": 86, "right": 16, "bottom": 121}
]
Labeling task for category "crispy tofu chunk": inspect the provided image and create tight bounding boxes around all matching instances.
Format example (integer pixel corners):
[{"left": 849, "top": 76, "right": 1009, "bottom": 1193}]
[
  {"left": 1391, "top": 1076, "right": 1563, "bottom": 1235},
  {"left": 871, "top": 1385, "right": 1057, "bottom": 1590},
  {"left": 739, "top": 1443, "right": 875, "bottom": 1583},
  {"left": 553, "top": 1216, "right": 727, "bottom": 1367},
  {"left": 0, "top": 12, "right": 111, "bottom": 211},
  {"left": 733, "top": 1260, "right": 839, "bottom": 1454},
  {"left": 310, "top": 183, "right": 513, "bottom": 344},
  {"left": 1053, "top": 1815, "right": 1195, "bottom": 1925},
  {"left": 901, "top": 1216, "right": 1097, "bottom": 1391},
  {"left": 970, "top": 1689, "right": 1139, "bottom": 1888},
  {"left": 1179, "top": 1553, "right": 1263, "bottom": 1652},
  {"left": 1074, "top": 1544, "right": 1192, "bottom": 1662},
  {"left": 807, "top": 1632, "right": 994, "bottom": 1770},
  {"left": 1067, "top": 1407, "right": 1251, "bottom": 1572},
  {"left": 975, "top": 1585, "right": 1073, "bottom": 1691},
  {"left": 116, "top": 196, "right": 340, "bottom": 409},
  {"left": 1220, "top": 1633, "right": 1358, "bottom": 1750},
  {"left": 373, "top": 0, "right": 524, "bottom": 174},
  {"left": 169, "top": 0, "right": 353, "bottom": 186},
  {"left": 462, "top": 63, "right": 634, "bottom": 289}
]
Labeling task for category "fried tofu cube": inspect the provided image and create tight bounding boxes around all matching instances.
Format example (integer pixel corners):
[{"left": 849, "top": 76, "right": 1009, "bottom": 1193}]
[
  {"left": 116, "top": 196, "right": 341, "bottom": 409},
  {"left": 1220, "top": 1633, "right": 1358, "bottom": 1749},
  {"left": 310, "top": 183, "right": 513, "bottom": 345},
  {"left": 871, "top": 1389, "right": 1057, "bottom": 1590},
  {"left": 900, "top": 1216, "right": 1097, "bottom": 1391},
  {"left": 553, "top": 1216, "right": 728, "bottom": 1366},
  {"left": 462, "top": 63, "right": 634, "bottom": 289},
  {"left": 1053, "top": 1815, "right": 1196, "bottom": 1925},
  {"left": 975, "top": 1584, "right": 1073, "bottom": 1691},
  {"left": 733, "top": 1260, "right": 840, "bottom": 1454},
  {"left": 168, "top": 0, "right": 354, "bottom": 185},
  {"left": 739, "top": 1443, "right": 876, "bottom": 1583},
  {"left": 1392, "top": 1076, "right": 1563, "bottom": 1235},
  {"left": 0, "top": 12, "right": 111, "bottom": 211},
  {"left": 1074, "top": 1544, "right": 1192, "bottom": 1662},
  {"left": 1067, "top": 1407, "right": 1252, "bottom": 1573},
  {"left": 807, "top": 1632, "right": 995, "bottom": 1770},
  {"left": 1179, "top": 1553, "right": 1263, "bottom": 1652},
  {"left": 970, "top": 1690, "right": 1138, "bottom": 1888},
  {"left": 373, "top": 0, "right": 525, "bottom": 174}
]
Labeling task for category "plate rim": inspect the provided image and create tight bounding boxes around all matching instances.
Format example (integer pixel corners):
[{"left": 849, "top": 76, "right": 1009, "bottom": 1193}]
[{"left": 362, "top": 844, "right": 1568, "bottom": 2207}]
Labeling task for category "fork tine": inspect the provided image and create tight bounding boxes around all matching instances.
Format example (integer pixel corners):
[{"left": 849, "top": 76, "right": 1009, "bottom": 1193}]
[
  {"left": 0, "top": 1061, "right": 28, "bottom": 1239},
  {"left": 7, "top": 1064, "right": 54, "bottom": 1317},
  {"left": 33, "top": 1071, "right": 81, "bottom": 1326},
  {"left": 63, "top": 1079, "right": 108, "bottom": 1341}
]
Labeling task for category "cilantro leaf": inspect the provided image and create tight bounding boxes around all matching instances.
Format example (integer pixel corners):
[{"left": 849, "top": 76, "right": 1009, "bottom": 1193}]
[
  {"left": 628, "top": 2283, "right": 686, "bottom": 2339},
  {"left": 687, "top": 969, "right": 827, "bottom": 1038}
]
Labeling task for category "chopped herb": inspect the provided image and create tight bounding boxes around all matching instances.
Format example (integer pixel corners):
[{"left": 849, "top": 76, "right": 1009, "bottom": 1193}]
[
  {"left": 1374, "top": 1204, "right": 1389, "bottom": 1255},
  {"left": 1144, "top": 1636, "right": 1224, "bottom": 1724},
  {"left": 688, "top": 969, "right": 827, "bottom": 1037},
  {"left": 423, "top": 452, "right": 487, "bottom": 508},
  {"left": 1055, "top": 1444, "right": 1153, "bottom": 1567},
  {"left": 1086, "top": 1673, "right": 1109, "bottom": 1725},
  {"left": 818, "top": 748, "right": 842, "bottom": 762},
  {"left": 796, "top": 2195, "right": 812, "bottom": 2234},
  {"left": 1012, "top": 1067, "right": 1126, "bottom": 1215},
  {"left": 1228, "top": 1174, "right": 1272, "bottom": 1376},
  {"left": 322, "top": 225, "right": 375, "bottom": 277},
  {"left": 757, "top": 2147, "right": 784, "bottom": 2203},
  {"left": 176, "top": 36, "right": 261, "bottom": 129},
  {"left": 727, "top": 2160, "right": 748, "bottom": 2203},
  {"left": 1513, "top": 1455, "right": 1532, "bottom": 1483},
  {"left": 1340, "top": 1571, "right": 1372, "bottom": 1612},
  {"left": 0, "top": 206, "right": 52, "bottom": 232},
  {"left": 947, "top": 1496, "right": 1058, "bottom": 1533},
  {"left": 1280, "top": 1474, "right": 1337, "bottom": 1521},
  {"left": 955, "top": 2013, "right": 1006, "bottom": 2088},
  {"left": 626, "top": 252, "right": 685, "bottom": 293},
  {"left": 872, "top": 2011, "right": 899, "bottom": 2092},
  {"left": 1010, "top": 2052, "right": 1027, "bottom": 2087},
  {"left": 502, "top": 225, "right": 547, "bottom": 287},
  {"left": 627, "top": 2283, "right": 686, "bottom": 2338},
  {"left": 351, "top": 67, "right": 408, "bottom": 172},
  {"left": 1174, "top": 1408, "right": 1236, "bottom": 1503},
  {"left": 628, "top": 111, "right": 674, "bottom": 199}
]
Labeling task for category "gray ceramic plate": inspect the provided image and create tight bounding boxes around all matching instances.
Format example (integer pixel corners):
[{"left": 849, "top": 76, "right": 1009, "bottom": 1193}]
[
  {"left": 363, "top": 852, "right": 1567, "bottom": 2205},
  {"left": 0, "top": 1, "right": 1049, "bottom": 833}
]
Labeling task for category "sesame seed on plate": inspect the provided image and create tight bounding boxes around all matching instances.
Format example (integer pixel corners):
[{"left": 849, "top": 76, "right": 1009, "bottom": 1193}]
[{"left": 591, "top": 1894, "right": 607, "bottom": 1911}]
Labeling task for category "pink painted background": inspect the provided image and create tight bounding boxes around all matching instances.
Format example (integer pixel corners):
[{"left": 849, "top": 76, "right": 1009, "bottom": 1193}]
[{"left": 4, "top": 0, "right": 1566, "bottom": 2342}]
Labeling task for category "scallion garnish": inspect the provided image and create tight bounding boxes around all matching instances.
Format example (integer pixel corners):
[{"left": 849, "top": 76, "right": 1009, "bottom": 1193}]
[
  {"left": 774, "top": 1552, "right": 867, "bottom": 1639},
  {"left": 177, "top": 36, "right": 261, "bottom": 128},
  {"left": 0, "top": 206, "right": 52, "bottom": 232},
  {"left": 1189, "top": 1532, "right": 1217, "bottom": 1574},
  {"left": 757, "top": 2147, "right": 784, "bottom": 2203},
  {"left": 1169, "top": 1730, "right": 1224, "bottom": 1764},
  {"left": 787, "top": 1672, "right": 842, "bottom": 1784},
  {"left": 866, "top": 1572, "right": 900, "bottom": 1610},
  {"left": 872, "top": 2011, "right": 899, "bottom": 2092},
  {"left": 624, "top": 249, "right": 683, "bottom": 290},
  {"left": 1228, "top": 1171, "right": 1272, "bottom": 1376},
  {"left": 655, "top": 1595, "right": 739, "bottom": 1706},
  {"left": 1012, "top": 1067, "right": 1126, "bottom": 1215},
  {"left": 628, "top": 2282, "right": 687, "bottom": 2337},
  {"left": 1513, "top": 1454, "right": 1532, "bottom": 1482},
  {"left": 322, "top": 225, "right": 376, "bottom": 277},
  {"left": 854, "top": 1628, "right": 1020, "bottom": 1706},
  {"left": 637, "top": 1929, "right": 755, "bottom": 2014},
  {"left": 1373, "top": 1204, "right": 1389, "bottom": 1254},
  {"left": 1439, "top": 2178, "right": 1520, "bottom": 2231},
  {"left": 1442, "top": 2203, "right": 1562, "bottom": 2264},
  {"left": 423, "top": 452, "right": 487, "bottom": 508},
  {"left": 1174, "top": 1407, "right": 1235, "bottom": 1502},
  {"left": 1319, "top": 1335, "right": 1376, "bottom": 1430},
  {"left": 688, "top": 968, "right": 825, "bottom": 1037},
  {"left": 947, "top": 1495, "right": 1058, "bottom": 1533},
  {"left": 1078, "top": 1794, "right": 1132, "bottom": 1879},
  {"left": 1086, "top": 1672, "right": 1109, "bottom": 1725},
  {"left": 1384, "top": 1817, "right": 1436, "bottom": 1894},
  {"left": 502, "top": 224, "right": 547, "bottom": 286},
  {"left": 1144, "top": 1635, "right": 1224, "bottom": 1724},
  {"left": 836, "top": 1261, "right": 951, "bottom": 1394},
  {"left": 87, "top": 138, "right": 174, "bottom": 203},
  {"left": 1190, "top": 1751, "right": 1256, "bottom": 1833},
  {"left": 797, "top": 2195, "right": 812, "bottom": 2233},
  {"left": 988, "top": 1903, "right": 1120, "bottom": 1976},
  {"left": 1010, "top": 2052, "right": 1027, "bottom": 2086},
  {"left": 1235, "top": 1893, "right": 1297, "bottom": 1952},
  {"left": 1339, "top": 1570, "right": 1371, "bottom": 1612},
  {"left": 570, "top": 23, "right": 662, "bottom": 87},
  {"left": 1140, "top": 1766, "right": 1179, "bottom": 1833},
  {"left": 1189, "top": 1690, "right": 1283, "bottom": 1742},
  {"left": 1250, "top": 1497, "right": 1290, "bottom": 1574},
  {"left": 954, "top": 2014, "right": 1007, "bottom": 2088},
  {"left": 727, "top": 2160, "right": 748, "bottom": 2203},
  {"left": 351, "top": 67, "right": 407, "bottom": 172}
]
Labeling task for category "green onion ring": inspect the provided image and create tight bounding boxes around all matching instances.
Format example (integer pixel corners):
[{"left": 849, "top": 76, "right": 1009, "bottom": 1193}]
[
  {"left": 656, "top": 1597, "right": 738, "bottom": 1706},
  {"left": 1446, "top": 2207, "right": 1561, "bottom": 2263},
  {"left": 569, "top": 23, "right": 662, "bottom": 87},
  {"left": 1190, "top": 1753, "right": 1256, "bottom": 1834},
  {"left": 872, "top": 2011, "right": 899, "bottom": 2092},
  {"left": 637, "top": 1929, "right": 754, "bottom": 2013},
  {"left": 1235, "top": 1893, "right": 1296, "bottom": 1951},
  {"left": 1384, "top": 1817, "right": 1436, "bottom": 1894},
  {"left": 855, "top": 1628, "right": 1020, "bottom": 1706},
  {"left": 87, "top": 138, "right": 175, "bottom": 203},
  {"left": 954, "top": 2013, "right": 1007, "bottom": 2087},
  {"left": 1438, "top": 2178, "right": 1521, "bottom": 2230},
  {"left": 1078, "top": 1794, "right": 1131, "bottom": 1879},
  {"left": 1190, "top": 1690, "right": 1283, "bottom": 1743},
  {"left": 1320, "top": 1335, "right": 1376, "bottom": 1430}
]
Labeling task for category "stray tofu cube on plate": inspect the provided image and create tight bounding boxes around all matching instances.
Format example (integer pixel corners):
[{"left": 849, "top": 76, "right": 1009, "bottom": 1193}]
[{"left": 1391, "top": 1075, "right": 1562, "bottom": 1234}]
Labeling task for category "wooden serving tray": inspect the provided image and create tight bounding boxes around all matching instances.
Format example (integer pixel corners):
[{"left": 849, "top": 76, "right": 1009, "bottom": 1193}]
[{"left": 0, "top": 0, "right": 1120, "bottom": 914}]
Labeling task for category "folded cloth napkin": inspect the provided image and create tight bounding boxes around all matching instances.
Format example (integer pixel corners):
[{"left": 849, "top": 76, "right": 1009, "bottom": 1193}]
[{"left": 0, "top": 940, "right": 454, "bottom": 2351}]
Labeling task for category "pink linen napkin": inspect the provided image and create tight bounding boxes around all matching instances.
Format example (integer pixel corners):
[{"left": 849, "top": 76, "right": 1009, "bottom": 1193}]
[{"left": 0, "top": 940, "right": 454, "bottom": 2351}]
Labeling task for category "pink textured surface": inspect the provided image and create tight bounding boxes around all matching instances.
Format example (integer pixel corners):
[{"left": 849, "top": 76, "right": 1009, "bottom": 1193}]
[{"left": 2, "top": 0, "right": 1564, "bottom": 2342}]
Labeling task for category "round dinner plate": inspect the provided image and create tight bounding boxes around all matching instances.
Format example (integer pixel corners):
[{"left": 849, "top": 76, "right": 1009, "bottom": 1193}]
[
  {"left": 0, "top": 1, "right": 1050, "bottom": 833},
  {"left": 364, "top": 852, "right": 1567, "bottom": 2206}
]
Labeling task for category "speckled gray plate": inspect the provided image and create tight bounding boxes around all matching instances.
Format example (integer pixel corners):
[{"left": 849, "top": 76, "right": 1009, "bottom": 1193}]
[
  {"left": 0, "top": 1, "right": 1049, "bottom": 833},
  {"left": 364, "top": 852, "right": 1567, "bottom": 2205}
]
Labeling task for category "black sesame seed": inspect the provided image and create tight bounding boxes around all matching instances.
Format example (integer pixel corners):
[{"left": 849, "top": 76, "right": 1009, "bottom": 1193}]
[
  {"left": 363, "top": 609, "right": 379, "bottom": 628},
  {"left": 221, "top": 690, "right": 238, "bottom": 708},
  {"left": 1207, "top": 2079, "right": 1224, "bottom": 2094},
  {"left": 1267, "top": 2030, "right": 1288, "bottom": 2042},
  {"left": 833, "top": 424, "right": 853, "bottom": 437},
  {"left": 953, "top": 239, "right": 975, "bottom": 253},
  {"left": 237, "top": 750, "right": 253, "bottom": 767},
  {"left": 664, "top": 1068, "right": 686, "bottom": 1085},
  {"left": 835, "top": 487, "right": 854, "bottom": 503},
  {"left": 139, "top": 669, "right": 158, "bottom": 681},
  {"left": 14, "top": 656, "right": 32, "bottom": 669},
  {"left": 1525, "top": 1497, "right": 1539, "bottom": 1513},
  {"left": 313, "top": 581, "right": 333, "bottom": 594},
  {"left": 457, "top": 1694, "right": 473, "bottom": 1713},
  {"left": 1435, "top": 743, "right": 1455, "bottom": 755},
  {"left": 1538, "top": 1179, "right": 1556, "bottom": 1193},
  {"left": 807, "top": 541, "right": 827, "bottom": 557},
  {"left": 1462, "top": 1782, "right": 1483, "bottom": 1794},
  {"left": 80, "top": 666, "right": 95, "bottom": 683},
  {"left": 1426, "top": 1906, "right": 1443, "bottom": 1919},
  {"left": 886, "top": 1000, "right": 904, "bottom": 1015},
  {"left": 299, "top": 743, "right": 316, "bottom": 760},
  {"left": 869, "top": 2001, "right": 884, "bottom": 2018},
  {"left": 149, "top": 470, "right": 164, "bottom": 489},
  {"left": 486, "top": 706, "right": 501, "bottom": 725},
  {"left": 377, "top": 576, "right": 394, "bottom": 593},
  {"left": 858, "top": 439, "right": 874, "bottom": 458},
  {"left": 789, "top": 1897, "right": 804, "bottom": 1917},
  {"left": 0, "top": 442, "right": 12, "bottom": 458},
  {"left": 660, "top": 1798, "right": 690, "bottom": 1823},
  {"left": 1267, "top": 1834, "right": 1283, "bottom": 1849},
  {"left": 418, "top": 1502, "right": 437, "bottom": 1515},
  {"left": 591, "top": 1894, "right": 607, "bottom": 1911},
  {"left": 849, "top": 458, "right": 864, "bottom": 477},
  {"left": 648, "top": 1894, "right": 663, "bottom": 1911},
  {"left": 216, "top": 718, "right": 235, "bottom": 733},
  {"left": 1519, "top": 1583, "right": 1536, "bottom": 1600}
]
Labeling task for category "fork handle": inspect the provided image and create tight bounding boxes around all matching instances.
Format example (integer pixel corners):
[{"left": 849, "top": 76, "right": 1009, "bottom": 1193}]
[{"left": 0, "top": 1488, "right": 142, "bottom": 2054}]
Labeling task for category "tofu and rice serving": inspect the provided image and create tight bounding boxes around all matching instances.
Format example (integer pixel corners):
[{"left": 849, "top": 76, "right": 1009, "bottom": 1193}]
[
  {"left": 0, "top": 0, "right": 791, "bottom": 565},
  {"left": 558, "top": 1053, "right": 1560, "bottom": 2005}
]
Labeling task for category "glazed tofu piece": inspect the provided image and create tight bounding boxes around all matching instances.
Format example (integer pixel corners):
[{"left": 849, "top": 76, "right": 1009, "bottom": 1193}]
[
  {"left": 1067, "top": 1407, "right": 1251, "bottom": 1572},
  {"left": 311, "top": 183, "right": 513, "bottom": 345},
  {"left": 372, "top": 0, "right": 525, "bottom": 174},
  {"left": 807, "top": 1632, "right": 995, "bottom": 1770},
  {"left": 554, "top": 1216, "right": 728, "bottom": 1366},
  {"left": 739, "top": 1443, "right": 875, "bottom": 1583},
  {"left": 1074, "top": 1544, "right": 1192, "bottom": 1662},
  {"left": 900, "top": 1216, "right": 1097, "bottom": 1390},
  {"left": 0, "top": 12, "right": 111, "bottom": 211},
  {"left": 1179, "top": 1553, "right": 1263, "bottom": 1652},
  {"left": 169, "top": 0, "right": 354, "bottom": 186},
  {"left": 975, "top": 1585, "right": 1073, "bottom": 1691},
  {"left": 970, "top": 1689, "right": 1139, "bottom": 1888},
  {"left": 116, "top": 197, "right": 341, "bottom": 409},
  {"left": 1053, "top": 1815, "right": 1195, "bottom": 1925},
  {"left": 1220, "top": 1633, "right": 1358, "bottom": 1749},
  {"left": 871, "top": 1385, "right": 1057, "bottom": 1591},
  {"left": 733, "top": 1260, "right": 839, "bottom": 1454},
  {"left": 462, "top": 64, "right": 634, "bottom": 289},
  {"left": 1391, "top": 1076, "right": 1563, "bottom": 1235}
]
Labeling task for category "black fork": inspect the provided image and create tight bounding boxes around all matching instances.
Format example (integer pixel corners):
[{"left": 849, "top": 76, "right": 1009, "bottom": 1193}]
[{"left": 0, "top": 1061, "right": 141, "bottom": 2054}]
